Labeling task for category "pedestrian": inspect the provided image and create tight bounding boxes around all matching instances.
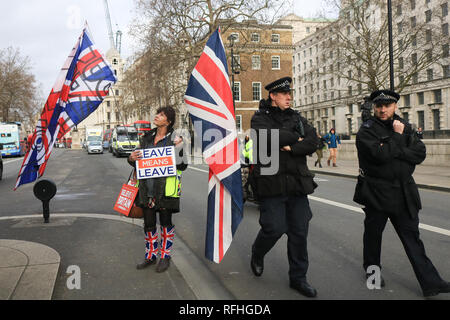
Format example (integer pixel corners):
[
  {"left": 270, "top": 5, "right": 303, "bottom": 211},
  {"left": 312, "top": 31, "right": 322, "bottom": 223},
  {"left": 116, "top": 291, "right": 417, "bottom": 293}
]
[
  {"left": 416, "top": 127, "right": 424, "bottom": 140},
  {"left": 249, "top": 76, "right": 319, "bottom": 298},
  {"left": 241, "top": 135, "right": 254, "bottom": 202},
  {"left": 314, "top": 133, "right": 326, "bottom": 168},
  {"left": 353, "top": 89, "right": 450, "bottom": 297},
  {"left": 128, "top": 106, "right": 187, "bottom": 273},
  {"left": 323, "top": 128, "right": 341, "bottom": 167}
]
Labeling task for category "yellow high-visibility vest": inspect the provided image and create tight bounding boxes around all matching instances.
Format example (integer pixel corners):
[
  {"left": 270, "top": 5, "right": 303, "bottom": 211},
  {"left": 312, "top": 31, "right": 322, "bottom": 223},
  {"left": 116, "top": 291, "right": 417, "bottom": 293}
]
[{"left": 165, "top": 170, "right": 183, "bottom": 198}]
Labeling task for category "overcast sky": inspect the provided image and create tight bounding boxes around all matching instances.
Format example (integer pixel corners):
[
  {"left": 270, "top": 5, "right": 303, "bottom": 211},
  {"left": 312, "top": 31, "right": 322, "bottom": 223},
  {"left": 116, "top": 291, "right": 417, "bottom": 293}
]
[{"left": 1, "top": 0, "right": 334, "bottom": 98}]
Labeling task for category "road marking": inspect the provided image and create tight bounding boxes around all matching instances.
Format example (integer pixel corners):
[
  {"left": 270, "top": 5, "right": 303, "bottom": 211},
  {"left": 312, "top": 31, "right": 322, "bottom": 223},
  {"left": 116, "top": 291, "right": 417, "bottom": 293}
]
[
  {"left": 0, "top": 213, "right": 234, "bottom": 300},
  {"left": 188, "top": 167, "right": 450, "bottom": 237},
  {"left": 3, "top": 157, "right": 24, "bottom": 165},
  {"left": 309, "top": 196, "right": 450, "bottom": 237},
  {"left": 189, "top": 166, "right": 209, "bottom": 173}
]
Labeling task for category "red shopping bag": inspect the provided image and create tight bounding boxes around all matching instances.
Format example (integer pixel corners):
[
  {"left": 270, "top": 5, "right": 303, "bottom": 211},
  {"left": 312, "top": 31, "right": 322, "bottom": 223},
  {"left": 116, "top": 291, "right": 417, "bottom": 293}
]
[{"left": 113, "top": 183, "right": 139, "bottom": 216}]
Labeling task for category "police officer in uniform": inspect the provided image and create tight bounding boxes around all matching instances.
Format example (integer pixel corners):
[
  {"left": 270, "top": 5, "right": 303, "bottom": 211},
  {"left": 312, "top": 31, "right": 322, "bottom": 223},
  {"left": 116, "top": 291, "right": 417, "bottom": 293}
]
[
  {"left": 250, "top": 77, "right": 319, "bottom": 298},
  {"left": 354, "top": 89, "right": 450, "bottom": 297}
]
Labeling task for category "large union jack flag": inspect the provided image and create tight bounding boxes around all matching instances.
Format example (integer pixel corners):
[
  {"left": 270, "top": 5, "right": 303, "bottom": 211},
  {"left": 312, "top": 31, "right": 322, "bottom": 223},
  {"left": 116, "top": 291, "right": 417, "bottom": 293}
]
[
  {"left": 14, "top": 24, "right": 117, "bottom": 190},
  {"left": 185, "top": 28, "right": 243, "bottom": 263}
]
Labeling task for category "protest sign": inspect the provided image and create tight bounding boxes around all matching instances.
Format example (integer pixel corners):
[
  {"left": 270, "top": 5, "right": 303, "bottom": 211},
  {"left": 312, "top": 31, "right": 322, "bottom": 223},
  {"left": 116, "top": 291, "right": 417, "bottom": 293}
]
[
  {"left": 136, "top": 146, "right": 177, "bottom": 179},
  {"left": 114, "top": 184, "right": 139, "bottom": 216}
]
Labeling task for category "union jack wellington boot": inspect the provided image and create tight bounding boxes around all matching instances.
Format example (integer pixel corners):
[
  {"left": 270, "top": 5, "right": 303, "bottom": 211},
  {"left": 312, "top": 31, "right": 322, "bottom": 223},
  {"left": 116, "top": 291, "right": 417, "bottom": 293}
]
[
  {"left": 136, "top": 229, "right": 159, "bottom": 269},
  {"left": 156, "top": 225, "right": 175, "bottom": 273}
]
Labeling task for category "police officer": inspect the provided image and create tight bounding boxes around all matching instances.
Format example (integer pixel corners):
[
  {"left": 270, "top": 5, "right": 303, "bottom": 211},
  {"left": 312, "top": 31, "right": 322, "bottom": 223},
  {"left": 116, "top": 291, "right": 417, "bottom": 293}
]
[
  {"left": 354, "top": 89, "right": 450, "bottom": 297},
  {"left": 250, "top": 77, "right": 319, "bottom": 298}
]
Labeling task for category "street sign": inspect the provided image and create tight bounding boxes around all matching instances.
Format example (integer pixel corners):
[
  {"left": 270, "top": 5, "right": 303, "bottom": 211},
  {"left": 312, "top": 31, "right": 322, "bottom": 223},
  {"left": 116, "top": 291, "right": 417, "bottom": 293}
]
[{"left": 136, "top": 146, "right": 177, "bottom": 179}]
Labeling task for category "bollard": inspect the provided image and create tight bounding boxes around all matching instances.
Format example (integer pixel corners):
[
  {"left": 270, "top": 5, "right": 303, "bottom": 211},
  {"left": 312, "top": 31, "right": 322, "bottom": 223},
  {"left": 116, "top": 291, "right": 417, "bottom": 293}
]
[{"left": 33, "top": 179, "right": 57, "bottom": 223}]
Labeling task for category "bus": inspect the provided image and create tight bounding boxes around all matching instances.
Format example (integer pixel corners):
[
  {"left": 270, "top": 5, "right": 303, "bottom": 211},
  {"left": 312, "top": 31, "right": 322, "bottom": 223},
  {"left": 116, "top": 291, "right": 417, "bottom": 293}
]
[
  {"left": 133, "top": 120, "right": 151, "bottom": 137},
  {"left": 0, "top": 122, "right": 26, "bottom": 157}
]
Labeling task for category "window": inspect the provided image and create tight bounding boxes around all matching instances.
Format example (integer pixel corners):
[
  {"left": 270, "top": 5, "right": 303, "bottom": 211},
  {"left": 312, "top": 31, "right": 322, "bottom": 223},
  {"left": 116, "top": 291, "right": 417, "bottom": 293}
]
[
  {"left": 426, "top": 29, "right": 432, "bottom": 42},
  {"left": 397, "top": 22, "right": 403, "bottom": 33},
  {"left": 252, "top": 82, "right": 261, "bottom": 101},
  {"left": 410, "top": 0, "right": 415, "bottom": 10},
  {"left": 417, "top": 111, "right": 425, "bottom": 129},
  {"left": 411, "top": 53, "right": 417, "bottom": 65},
  {"left": 404, "top": 94, "right": 410, "bottom": 106},
  {"left": 115, "top": 89, "right": 119, "bottom": 95},
  {"left": 427, "top": 69, "right": 433, "bottom": 80},
  {"left": 398, "top": 57, "right": 404, "bottom": 69},
  {"left": 113, "top": 58, "right": 118, "bottom": 65},
  {"left": 396, "top": 4, "right": 402, "bottom": 15},
  {"left": 235, "top": 115, "right": 242, "bottom": 133},
  {"left": 251, "top": 55, "right": 261, "bottom": 70},
  {"left": 433, "top": 89, "right": 442, "bottom": 103},
  {"left": 306, "top": 27, "right": 310, "bottom": 33},
  {"left": 433, "top": 109, "right": 440, "bottom": 130},
  {"left": 412, "top": 34, "right": 417, "bottom": 46},
  {"left": 426, "top": 49, "right": 432, "bottom": 62},
  {"left": 443, "top": 44, "right": 449, "bottom": 58},
  {"left": 443, "top": 23, "right": 449, "bottom": 36},
  {"left": 233, "top": 82, "right": 241, "bottom": 102},
  {"left": 251, "top": 33, "right": 260, "bottom": 42},
  {"left": 402, "top": 112, "right": 409, "bottom": 123},
  {"left": 410, "top": 16, "right": 416, "bottom": 28},
  {"left": 417, "top": 92, "right": 424, "bottom": 104},
  {"left": 412, "top": 72, "right": 418, "bottom": 84},
  {"left": 443, "top": 3, "right": 448, "bottom": 17},
  {"left": 443, "top": 65, "right": 450, "bottom": 78},
  {"left": 271, "top": 56, "right": 280, "bottom": 69},
  {"left": 271, "top": 34, "right": 280, "bottom": 43},
  {"left": 425, "top": 10, "right": 431, "bottom": 22}
]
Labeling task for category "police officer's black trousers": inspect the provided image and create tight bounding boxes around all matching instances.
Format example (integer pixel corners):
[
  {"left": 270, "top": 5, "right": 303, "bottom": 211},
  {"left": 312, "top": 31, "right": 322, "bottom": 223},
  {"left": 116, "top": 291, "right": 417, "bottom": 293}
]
[
  {"left": 252, "top": 195, "right": 312, "bottom": 283},
  {"left": 363, "top": 207, "right": 444, "bottom": 291}
]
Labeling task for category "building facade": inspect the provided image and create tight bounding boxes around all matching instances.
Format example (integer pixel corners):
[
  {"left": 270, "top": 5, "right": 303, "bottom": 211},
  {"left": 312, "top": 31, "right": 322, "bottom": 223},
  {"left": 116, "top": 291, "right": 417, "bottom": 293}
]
[
  {"left": 220, "top": 20, "right": 294, "bottom": 133},
  {"left": 292, "top": 0, "right": 450, "bottom": 138}
]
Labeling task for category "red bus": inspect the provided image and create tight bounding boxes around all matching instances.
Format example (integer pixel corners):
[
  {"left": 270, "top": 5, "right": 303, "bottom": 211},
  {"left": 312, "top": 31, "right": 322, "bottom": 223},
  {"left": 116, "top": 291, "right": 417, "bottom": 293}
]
[{"left": 133, "top": 120, "right": 151, "bottom": 137}]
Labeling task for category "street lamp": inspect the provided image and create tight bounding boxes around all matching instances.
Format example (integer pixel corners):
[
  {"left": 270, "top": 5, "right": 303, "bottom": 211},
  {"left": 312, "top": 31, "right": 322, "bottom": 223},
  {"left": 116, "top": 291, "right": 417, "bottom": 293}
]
[
  {"left": 387, "top": 0, "right": 395, "bottom": 90},
  {"left": 227, "top": 34, "right": 240, "bottom": 113}
]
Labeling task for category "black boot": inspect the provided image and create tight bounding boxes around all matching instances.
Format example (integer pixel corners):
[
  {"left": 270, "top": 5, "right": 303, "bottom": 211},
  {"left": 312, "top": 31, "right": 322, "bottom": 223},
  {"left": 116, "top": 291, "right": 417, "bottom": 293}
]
[
  {"left": 156, "top": 257, "right": 171, "bottom": 273},
  {"left": 290, "top": 280, "right": 317, "bottom": 298},
  {"left": 136, "top": 258, "right": 157, "bottom": 269},
  {"left": 250, "top": 249, "right": 264, "bottom": 277}
]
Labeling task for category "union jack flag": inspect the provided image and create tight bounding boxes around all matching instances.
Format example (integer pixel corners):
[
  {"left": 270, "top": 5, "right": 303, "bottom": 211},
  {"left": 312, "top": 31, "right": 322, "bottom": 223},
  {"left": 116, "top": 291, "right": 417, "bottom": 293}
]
[
  {"left": 184, "top": 28, "right": 243, "bottom": 263},
  {"left": 14, "top": 24, "right": 117, "bottom": 190}
]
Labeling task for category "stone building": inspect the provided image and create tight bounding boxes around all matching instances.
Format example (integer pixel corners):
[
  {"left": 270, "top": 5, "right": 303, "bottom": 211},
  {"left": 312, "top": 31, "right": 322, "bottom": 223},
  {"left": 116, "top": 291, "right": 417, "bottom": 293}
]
[
  {"left": 220, "top": 20, "right": 294, "bottom": 133},
  {"left": 292, "top": 0, "right": 450, "bottom": 138}
]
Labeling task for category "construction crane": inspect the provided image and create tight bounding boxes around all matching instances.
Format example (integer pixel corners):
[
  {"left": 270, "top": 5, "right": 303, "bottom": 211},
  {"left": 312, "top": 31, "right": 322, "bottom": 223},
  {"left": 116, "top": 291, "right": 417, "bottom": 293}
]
[{"left": 103, "top": 0, "right": 122, "bottom": 53}]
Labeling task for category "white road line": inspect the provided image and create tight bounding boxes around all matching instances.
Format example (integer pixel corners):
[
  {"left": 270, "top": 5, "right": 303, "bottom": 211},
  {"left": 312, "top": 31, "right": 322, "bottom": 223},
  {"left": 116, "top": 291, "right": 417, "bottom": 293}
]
[
  {"left": 3, "top": 157, "right": 24, "bottom": 165},
  {"left": 309, "top": 196, "right": 450, "bottom": 237},
  {"left": 187, "top": 167, "right": 450, "bottom": 238},
  {"left": 189, "top": 166, "right": 209, "bottom": 173}
]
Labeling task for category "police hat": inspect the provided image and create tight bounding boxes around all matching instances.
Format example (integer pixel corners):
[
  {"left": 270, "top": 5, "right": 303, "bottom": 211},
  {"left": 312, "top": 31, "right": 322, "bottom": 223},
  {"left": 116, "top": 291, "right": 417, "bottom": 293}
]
[
  {"left": 265, "top": 77, "right": 292, "bottom": 93},
  {"left": 369, "top": 89, "right": 400, "bottom": 104}
]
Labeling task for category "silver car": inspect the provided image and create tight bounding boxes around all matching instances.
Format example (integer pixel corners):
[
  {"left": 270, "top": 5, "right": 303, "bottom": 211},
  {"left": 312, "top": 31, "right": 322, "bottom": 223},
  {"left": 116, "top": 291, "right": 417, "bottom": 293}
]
[{"left": 87, "top": 141, "right": 103, "bottom": 154}]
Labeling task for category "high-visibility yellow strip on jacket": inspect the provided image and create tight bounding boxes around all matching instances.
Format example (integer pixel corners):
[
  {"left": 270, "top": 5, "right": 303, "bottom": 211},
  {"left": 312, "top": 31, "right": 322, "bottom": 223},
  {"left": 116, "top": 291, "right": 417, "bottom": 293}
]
[{"left": 165, "top": 170, "right": 182, "bottom": 198}]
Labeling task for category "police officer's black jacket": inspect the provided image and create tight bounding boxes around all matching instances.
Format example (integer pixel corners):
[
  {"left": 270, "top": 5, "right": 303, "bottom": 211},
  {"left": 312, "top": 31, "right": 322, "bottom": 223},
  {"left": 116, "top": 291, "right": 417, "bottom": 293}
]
[
  {"left": 353, "top": 114, "right": 426, "bottom": 218},
  {"left": 250, "top": 99, "right": 319, "bottom": 198}
]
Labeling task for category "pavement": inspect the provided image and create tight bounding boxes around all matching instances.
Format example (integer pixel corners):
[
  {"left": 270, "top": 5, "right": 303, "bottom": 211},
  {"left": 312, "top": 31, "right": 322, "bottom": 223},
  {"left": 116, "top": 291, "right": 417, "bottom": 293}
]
[{"left": 1, "top": 157, "right": 449, "bottom": 300}]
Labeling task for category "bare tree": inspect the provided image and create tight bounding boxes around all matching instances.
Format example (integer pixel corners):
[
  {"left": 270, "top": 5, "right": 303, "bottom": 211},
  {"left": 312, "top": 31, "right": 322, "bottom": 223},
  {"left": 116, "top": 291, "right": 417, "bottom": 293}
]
[
  {"left": 320, "top": 0, "right": 448, "bottom": 100},
  {"left": 0, "top": 47, "right": 40, "bottom": 126},
  {"left": 123, "top": 0, "right": 289, "bottom": 119}
]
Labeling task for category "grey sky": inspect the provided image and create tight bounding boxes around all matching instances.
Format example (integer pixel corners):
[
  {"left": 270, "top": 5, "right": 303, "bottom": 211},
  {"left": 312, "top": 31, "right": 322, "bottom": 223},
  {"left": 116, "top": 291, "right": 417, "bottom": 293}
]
[{"left": 1, "top": 0, "right": 332, "bottom": 99}]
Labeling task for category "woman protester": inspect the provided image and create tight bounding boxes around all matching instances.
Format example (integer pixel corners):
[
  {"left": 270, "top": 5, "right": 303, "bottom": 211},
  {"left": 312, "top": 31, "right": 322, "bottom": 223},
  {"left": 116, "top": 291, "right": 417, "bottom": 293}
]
[{"left": 128, "top": 106, "right": 187, "bottom": 273}]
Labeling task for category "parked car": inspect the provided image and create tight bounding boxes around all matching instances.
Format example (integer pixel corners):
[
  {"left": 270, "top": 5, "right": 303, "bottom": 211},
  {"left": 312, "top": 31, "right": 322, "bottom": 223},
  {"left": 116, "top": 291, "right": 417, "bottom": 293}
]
[{"left": 87, "top": 141, "right": 103, "bottom": 154}]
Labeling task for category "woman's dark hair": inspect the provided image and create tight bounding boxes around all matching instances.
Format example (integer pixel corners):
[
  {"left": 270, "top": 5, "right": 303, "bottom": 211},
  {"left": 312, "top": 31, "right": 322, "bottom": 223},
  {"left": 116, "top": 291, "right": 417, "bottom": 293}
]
[{"left": 157, "top": 106, "right": 176, "bottom": 130}]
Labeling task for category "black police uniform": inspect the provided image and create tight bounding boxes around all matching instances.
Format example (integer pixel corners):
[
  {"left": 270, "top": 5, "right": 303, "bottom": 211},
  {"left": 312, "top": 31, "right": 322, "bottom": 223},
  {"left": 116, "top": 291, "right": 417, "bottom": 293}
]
[
  {"left": 249, "top": 77, "right": 319, "bottom": 297},
  {"left": 354, "top": 89, "right": 450, "bottom": 296}
]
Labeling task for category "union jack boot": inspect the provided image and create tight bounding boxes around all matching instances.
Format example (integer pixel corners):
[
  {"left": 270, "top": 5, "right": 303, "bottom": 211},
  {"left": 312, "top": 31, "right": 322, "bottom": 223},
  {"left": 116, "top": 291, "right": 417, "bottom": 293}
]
[
  {"left": 137, "top": 229, "right": 158, "bottom": 269},
  {"left": 157, "top": 225, "right": 175, "bottom": 273}
]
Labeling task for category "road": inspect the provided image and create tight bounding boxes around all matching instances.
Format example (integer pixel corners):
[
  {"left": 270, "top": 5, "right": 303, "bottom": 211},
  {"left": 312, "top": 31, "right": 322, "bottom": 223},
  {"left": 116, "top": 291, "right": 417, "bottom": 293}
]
[{"left": 1, "top": 148, "right": 449, "bottom": 300}]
